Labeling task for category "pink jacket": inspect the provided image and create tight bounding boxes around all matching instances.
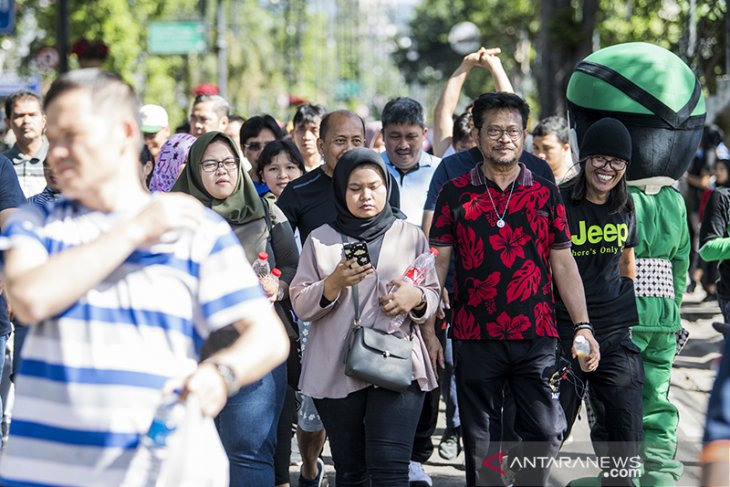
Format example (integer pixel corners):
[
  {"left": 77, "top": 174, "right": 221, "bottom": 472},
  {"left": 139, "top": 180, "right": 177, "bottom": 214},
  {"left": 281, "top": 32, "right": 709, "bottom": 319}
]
[{"left": 290, "top": 220, "right": 440, "bottom": 399}]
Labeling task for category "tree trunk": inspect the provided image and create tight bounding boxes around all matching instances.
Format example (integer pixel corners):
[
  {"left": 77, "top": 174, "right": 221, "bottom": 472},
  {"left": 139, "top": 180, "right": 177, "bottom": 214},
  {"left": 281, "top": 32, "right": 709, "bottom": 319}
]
[{"left": 536, "top": 0, "right": 598, "bottom": 120}]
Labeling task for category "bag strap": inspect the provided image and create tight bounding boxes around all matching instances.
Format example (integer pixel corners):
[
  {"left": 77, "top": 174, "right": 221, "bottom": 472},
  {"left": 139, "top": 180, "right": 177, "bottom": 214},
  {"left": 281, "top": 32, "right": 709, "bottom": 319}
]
[
  {"left": 341, "top": 234, "right": 362, "bottom": 327},
  {"left": 260, "top": 196, "right": 274, "bottom": 234},
  {"left": 339, "top": 233, "right": 417, "bottom": 338},
  {"left": 352, "top": 283, "right": 361, "bottom": 326}
]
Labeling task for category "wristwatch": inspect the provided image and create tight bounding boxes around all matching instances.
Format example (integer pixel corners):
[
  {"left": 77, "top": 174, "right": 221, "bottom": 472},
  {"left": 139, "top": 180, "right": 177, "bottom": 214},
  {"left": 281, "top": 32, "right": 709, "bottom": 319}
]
[{"left": 209, "top": 362, "right": 239, "bottom": 397}]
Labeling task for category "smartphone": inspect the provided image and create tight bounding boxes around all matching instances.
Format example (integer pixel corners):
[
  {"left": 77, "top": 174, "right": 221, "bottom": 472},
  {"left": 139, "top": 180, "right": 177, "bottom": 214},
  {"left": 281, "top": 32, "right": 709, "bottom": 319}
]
[{"left": 343, "top": 241, "right": 371, "bottom": 267}]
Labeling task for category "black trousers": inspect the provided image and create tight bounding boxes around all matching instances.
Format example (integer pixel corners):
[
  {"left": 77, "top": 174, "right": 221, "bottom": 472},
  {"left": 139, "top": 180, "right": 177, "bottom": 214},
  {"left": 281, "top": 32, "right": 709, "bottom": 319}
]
[
  {"left": 411, "top": 388, "right": 440, "bottom": 463},
  {"left": 454, "top": 337, "right": 565, "bottom": 487},
  {"left": 274, "top": 384, "right": 297, "bottom": 485},
  {"left": 559, "top": 328, "right": 644, "bottom": 487},
  {"left": 315, "top": 383, "right": 424, "bottom": 487}
]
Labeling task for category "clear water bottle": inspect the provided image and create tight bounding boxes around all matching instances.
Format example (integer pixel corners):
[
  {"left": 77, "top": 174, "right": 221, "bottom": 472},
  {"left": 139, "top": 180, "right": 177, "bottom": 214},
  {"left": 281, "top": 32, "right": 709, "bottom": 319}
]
[
  {"left": 390, "top": 248, "right": 439, "bottom": 328},
  {"left": 144, "top": 396, "right": 184, "bottom": 448},
  {"left": 271, "top": 268, "right": 285, "bottom": 301},
  {"left": 122, "top": 395, "right": 185, "bottom": 487},
  {"left": 574, "top": 335, "right": 592, "bottom": 372},
  {"left": 252, "top": 252, "right": 270, "bottom": 278},
  {"left": 260, "top": 267, "right": 284, "bottom": 301}
]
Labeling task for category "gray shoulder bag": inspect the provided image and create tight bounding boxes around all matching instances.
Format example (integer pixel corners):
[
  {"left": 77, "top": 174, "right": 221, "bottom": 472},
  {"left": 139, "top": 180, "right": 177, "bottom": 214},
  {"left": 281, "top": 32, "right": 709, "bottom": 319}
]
[{"left": 342, "top": 236, "right": 413, "bottom": 392}]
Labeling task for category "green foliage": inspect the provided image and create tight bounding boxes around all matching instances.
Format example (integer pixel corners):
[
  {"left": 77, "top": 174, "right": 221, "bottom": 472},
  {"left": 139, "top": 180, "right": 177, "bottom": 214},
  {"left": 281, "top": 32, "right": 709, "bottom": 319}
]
[
  {"left": 398, "top": 0, "right": 726, "bottom": 117},
  {"left": 7, "top": 0, "right": 724, "bottom": 126},
  {"left": 7, "top": 0, "right": 353, "bottom": 125}
]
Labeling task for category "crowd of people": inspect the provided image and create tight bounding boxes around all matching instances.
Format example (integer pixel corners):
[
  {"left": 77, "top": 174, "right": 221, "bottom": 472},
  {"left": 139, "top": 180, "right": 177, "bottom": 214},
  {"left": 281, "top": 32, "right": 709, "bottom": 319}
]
[{"left": 0, "top": 45, "right": 726, "bottom": 487}]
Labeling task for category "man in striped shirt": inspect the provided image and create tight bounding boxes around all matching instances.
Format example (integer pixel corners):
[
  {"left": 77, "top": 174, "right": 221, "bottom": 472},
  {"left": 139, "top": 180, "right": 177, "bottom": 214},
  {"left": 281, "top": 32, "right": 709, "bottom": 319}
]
[{"left": 0, "top": 69, "right": 289, "bottom": 486}]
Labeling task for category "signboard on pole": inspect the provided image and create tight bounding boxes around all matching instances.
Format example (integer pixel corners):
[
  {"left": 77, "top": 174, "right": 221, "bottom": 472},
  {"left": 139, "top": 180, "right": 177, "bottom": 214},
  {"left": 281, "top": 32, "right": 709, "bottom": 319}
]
[
  {"left": 0, "top": 74, "right": 41, "bottom": 97},
  {"left": 148, "top": 21, "right": 207, "bottom": 55},
  {"left": 0, "top": 0, "right": 15, "bottom": 35}
]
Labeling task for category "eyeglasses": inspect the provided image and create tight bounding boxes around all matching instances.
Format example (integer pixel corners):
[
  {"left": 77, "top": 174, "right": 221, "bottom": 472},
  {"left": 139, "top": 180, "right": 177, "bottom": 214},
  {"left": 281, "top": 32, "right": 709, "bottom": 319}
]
[
  {"left": 201, "top": 158, "right": 239, "bottom": 173},
  {"left": 589, "top": 156, "right": 627, "bottom": 171},
  {"left": 244, "top": 141, "right": 270, "bottom": 152},
  {"left": 484, "top": 126, "right": 523, "bottom": 141}
]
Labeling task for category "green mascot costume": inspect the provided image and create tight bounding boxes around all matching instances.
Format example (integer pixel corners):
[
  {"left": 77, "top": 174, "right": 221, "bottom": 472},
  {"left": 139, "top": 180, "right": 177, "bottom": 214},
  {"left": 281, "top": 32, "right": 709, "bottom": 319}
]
[{"left": 567, "top": 42, "right": 706, "bottom": 486}]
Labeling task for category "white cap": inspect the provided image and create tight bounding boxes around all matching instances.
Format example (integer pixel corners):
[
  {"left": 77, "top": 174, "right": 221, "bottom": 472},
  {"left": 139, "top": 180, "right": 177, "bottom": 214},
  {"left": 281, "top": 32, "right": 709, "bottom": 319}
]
[{"left": 140, "top": 104, "right": 169, "bottom": 133}]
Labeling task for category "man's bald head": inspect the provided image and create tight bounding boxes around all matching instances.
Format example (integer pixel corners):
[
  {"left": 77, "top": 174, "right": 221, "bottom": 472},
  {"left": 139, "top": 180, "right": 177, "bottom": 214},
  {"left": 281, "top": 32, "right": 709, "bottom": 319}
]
[{"left": 317, "top": 110, "right": 365, "bottom": 176}]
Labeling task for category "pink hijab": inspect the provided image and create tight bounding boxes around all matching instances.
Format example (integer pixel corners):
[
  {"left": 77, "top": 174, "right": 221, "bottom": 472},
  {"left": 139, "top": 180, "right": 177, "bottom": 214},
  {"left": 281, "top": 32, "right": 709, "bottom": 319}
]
[
  {"left": 365, "top": 121, "right": 382, "bottom": 149},
  {"left": 148, "top": 133, "right": 197, "bottom": 192}
]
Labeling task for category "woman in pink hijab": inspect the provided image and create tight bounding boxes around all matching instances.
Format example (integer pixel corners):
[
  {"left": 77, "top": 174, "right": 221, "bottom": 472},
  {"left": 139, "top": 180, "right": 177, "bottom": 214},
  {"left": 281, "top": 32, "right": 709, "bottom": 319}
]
[{"left": 148, "top": 133, "right": 197, "bottom": 192}]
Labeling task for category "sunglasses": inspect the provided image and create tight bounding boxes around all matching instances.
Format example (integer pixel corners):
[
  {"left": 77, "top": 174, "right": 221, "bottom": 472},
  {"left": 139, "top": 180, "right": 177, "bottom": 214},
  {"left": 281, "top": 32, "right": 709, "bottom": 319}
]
[{"left": 244, "top": 141, "right": 271, "bottom": 152}]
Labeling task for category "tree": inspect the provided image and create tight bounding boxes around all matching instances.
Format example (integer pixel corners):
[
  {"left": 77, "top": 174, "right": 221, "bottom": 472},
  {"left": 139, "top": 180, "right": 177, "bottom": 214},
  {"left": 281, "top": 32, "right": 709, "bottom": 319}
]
[
  {"left": 393, "top": 0, "right": 535, "bottom": 113},
  {"left": 5, "top": 0, "right": 397, "bottom": 126},
  {"left": 396, "top": 0, "right": 727, "bottom": 122},
  {"left": 535, "top": 0, "right": 598, "bottom": 118}
]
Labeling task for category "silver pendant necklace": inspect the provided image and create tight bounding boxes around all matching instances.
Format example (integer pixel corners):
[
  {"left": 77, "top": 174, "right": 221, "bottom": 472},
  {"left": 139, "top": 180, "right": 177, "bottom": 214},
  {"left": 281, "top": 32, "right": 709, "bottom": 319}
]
[{"left": 486, "top": 178, "right": 516, "bottom": 228}]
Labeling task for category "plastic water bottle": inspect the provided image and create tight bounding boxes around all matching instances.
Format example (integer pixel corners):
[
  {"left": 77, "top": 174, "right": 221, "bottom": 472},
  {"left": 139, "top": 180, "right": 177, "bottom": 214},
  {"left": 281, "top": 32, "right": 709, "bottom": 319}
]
[
  {"left": 261, "top": 267, "right": 284, "bottom": 301},
  {"left": 145, "top": 396, "right": 185, "bottom": 448},
  {"left": 390, "top": 248, "right": 439, "bottom": 328},
  {"left": 272, "top": 268, "right": 285, "bottom": 301},
  {"left": 252, "top": 251, "right": 270, "bottom": 278},
  {"left": 574, "top": 335, "right": 592, "bottom": 372},
  {"left": 122, "top": 394, "right": 185, "bottom": 487}
]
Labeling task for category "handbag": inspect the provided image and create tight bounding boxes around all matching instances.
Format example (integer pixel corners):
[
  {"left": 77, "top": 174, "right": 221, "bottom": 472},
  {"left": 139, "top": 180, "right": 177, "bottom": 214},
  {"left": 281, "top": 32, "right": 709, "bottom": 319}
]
[{"left": 342, "top": 267, "right": 413, "bottom": 392}]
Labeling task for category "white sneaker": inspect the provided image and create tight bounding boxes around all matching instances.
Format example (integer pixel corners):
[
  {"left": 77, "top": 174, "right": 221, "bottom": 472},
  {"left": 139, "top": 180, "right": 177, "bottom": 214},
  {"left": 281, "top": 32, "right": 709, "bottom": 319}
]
[{"left": 408, "top": 460, "right": 433, "bottom": 487}]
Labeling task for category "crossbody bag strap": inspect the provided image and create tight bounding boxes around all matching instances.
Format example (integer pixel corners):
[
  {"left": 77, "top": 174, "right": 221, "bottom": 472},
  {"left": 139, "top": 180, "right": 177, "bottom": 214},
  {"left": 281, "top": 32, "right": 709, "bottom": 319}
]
[
  {"left": 352, "top": 283, "right": 361, "bottom": 326},
  {"left": 341, "top": 233, "right": 361, "bottom": 327}
]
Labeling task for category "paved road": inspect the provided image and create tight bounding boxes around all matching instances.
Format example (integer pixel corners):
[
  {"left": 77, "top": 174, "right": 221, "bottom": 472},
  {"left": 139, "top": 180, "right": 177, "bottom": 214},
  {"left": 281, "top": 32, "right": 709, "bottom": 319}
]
[{"left": 292, "top": 289, "right": 722, "bottom": 486}]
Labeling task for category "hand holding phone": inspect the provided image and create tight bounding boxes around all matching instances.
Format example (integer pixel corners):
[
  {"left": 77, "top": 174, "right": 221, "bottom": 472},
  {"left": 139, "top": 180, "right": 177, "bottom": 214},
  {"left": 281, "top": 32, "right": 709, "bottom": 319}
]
[
  {"left": 323, "top": 241, "right": 374, "bottom": 299},
  {"left": 343, "top": 241, "right": 371, "bottom": 267}
]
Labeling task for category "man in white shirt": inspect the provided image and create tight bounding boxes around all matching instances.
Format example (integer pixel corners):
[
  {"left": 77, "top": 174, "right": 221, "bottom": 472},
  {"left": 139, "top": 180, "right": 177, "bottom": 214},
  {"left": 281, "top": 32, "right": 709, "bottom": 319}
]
[{"left": 2, "top": 90, "right": 48, "bottom": 197}]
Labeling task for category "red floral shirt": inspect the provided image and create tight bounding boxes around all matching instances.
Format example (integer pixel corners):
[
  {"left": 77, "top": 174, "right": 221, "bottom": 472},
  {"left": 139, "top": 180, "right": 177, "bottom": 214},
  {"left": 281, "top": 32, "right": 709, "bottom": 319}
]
[{"left": 430, "top": 163, "right": 570, "bottom": 340}]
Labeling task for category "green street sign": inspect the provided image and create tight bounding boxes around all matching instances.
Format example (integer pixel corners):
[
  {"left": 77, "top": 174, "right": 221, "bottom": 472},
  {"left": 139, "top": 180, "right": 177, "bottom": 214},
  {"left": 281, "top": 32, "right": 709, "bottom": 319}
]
[{"left": 148, "top": 21, "right": 207, "bottom": 55}]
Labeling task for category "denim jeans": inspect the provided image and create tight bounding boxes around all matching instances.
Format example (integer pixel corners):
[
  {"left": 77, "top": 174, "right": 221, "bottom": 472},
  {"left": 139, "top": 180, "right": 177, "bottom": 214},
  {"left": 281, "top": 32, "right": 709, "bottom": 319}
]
[
  {"left": 0, "top": 332, "right": 9, "bottom": 447},
  {"left": 718, "top": 297, "right": 730, "bottom": 326},
  {"left": 11, "top": 323, "right": 29, "bottom": 380},
  {"left": 215, "top": 362, "right": 287, "bottom": 486},
  {"left": 315, "top": 382, "right": 425, "bottom": 487},
  {"left": 705, "top": 322, "right": 730, "bottom": 442},
  {"left": 441, "top": 336, "right": 460, "bottom": 430}
]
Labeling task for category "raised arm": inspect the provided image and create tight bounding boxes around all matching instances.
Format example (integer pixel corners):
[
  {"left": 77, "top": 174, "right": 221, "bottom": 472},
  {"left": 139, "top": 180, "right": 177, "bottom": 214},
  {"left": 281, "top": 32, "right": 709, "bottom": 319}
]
[{"left": 432, "top": 47, "right": 513, "bottom": 157}]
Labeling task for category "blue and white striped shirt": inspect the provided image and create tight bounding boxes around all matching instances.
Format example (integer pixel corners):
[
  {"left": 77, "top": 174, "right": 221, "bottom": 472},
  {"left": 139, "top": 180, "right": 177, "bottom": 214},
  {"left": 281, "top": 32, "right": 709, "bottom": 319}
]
[{"left": 0, "top": 197, "right": 268, "bottom": 486}]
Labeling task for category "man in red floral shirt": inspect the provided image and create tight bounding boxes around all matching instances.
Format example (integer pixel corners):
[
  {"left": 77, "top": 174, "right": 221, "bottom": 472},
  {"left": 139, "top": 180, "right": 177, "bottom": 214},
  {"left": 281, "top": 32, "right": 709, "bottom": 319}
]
[{"left": 430, "top": 92, "right": 599, "bottom": 486}]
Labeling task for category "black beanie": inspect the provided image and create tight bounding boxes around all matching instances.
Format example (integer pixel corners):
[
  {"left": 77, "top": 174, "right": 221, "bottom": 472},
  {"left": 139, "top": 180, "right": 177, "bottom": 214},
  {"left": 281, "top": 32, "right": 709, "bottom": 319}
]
[{"left": 579, "top": 117, "right": 632, "bottom": 164}]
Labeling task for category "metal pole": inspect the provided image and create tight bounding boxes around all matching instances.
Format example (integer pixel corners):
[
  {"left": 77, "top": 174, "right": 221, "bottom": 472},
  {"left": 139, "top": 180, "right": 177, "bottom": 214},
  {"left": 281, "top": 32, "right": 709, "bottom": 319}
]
[
  {"left": 687, "top": 0, "right": 697, "bottom": 60},
  {"left": 726, "top": 3, "right": 730, "bottom": 76},
  {"left": 58, "top": 0, "right": 68, "bottom": 73},
  {"left": 216, "top": 0, "right": 227, "bottom": 99}
]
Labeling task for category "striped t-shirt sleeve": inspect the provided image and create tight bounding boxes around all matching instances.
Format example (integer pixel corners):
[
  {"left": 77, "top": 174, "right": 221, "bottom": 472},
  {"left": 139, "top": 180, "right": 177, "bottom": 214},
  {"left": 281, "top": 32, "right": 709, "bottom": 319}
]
[
  {"left": 0, "top": 205, "right": 51, "bottom": 260},
  {"left": 2, "top": 205, "right": 48, "bottom": 246},
  {"left": 196, "top": 216, "right": 269, "bottom": 333}
]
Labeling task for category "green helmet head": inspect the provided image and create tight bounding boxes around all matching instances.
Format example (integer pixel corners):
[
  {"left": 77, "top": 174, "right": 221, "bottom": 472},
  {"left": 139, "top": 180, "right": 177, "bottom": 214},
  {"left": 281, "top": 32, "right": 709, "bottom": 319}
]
[{"left": 567, "top": 42, "right": 706, "bottom": 181}]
